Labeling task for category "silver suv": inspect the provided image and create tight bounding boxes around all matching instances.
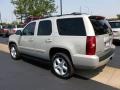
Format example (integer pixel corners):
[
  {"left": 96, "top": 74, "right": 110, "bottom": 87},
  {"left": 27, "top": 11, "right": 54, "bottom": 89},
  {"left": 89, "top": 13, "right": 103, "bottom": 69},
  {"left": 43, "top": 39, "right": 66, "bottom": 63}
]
[{"left": 9, "top": 14, "right": 115, "bottom": 79}]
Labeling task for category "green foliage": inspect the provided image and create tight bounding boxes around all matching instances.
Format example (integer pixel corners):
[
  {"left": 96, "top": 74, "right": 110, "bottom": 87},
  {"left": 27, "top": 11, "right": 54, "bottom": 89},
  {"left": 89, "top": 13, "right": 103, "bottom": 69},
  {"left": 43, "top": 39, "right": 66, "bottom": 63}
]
[
  {"left": 11, "top": 21, "right": 19, "bottom": 25},
  {"left": 11, "top": 0, "right": 56, "bottom": 17},
  {"left": 117, "top": 14, "right": 120, "bottom": 19}
]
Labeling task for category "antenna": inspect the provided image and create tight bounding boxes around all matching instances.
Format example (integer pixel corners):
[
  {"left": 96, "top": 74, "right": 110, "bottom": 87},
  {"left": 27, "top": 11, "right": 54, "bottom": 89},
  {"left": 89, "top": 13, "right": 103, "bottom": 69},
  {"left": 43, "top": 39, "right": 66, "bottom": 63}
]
[
  {"left": 80, "top": 6, "right": 82, "bottom": 13},
  {"left": 60, "top": 0, "right": 63, "bottom": 15}
]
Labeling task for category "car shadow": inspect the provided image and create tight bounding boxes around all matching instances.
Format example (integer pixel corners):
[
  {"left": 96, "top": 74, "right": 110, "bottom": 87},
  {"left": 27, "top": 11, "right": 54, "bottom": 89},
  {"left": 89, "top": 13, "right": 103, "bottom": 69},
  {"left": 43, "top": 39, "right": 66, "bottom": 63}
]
[
  {"left": 21, "top": 55, "right": 105, "bottom": 80},
  {"left": 113, "top": 40, "right": 120, "bottom": 46},
  {"left": 21, "top": 55, "right": 51, "bottom": 70},
  {"left": 74, "top": 65, "right": 105, "bottom": 80}
]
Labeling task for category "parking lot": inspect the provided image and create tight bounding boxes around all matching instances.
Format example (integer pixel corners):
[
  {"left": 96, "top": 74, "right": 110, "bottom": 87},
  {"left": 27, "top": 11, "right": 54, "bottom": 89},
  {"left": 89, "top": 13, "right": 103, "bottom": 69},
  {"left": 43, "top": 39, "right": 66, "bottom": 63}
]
[{"left": 0, "top": 37, "right": 119, "bottom": 90}]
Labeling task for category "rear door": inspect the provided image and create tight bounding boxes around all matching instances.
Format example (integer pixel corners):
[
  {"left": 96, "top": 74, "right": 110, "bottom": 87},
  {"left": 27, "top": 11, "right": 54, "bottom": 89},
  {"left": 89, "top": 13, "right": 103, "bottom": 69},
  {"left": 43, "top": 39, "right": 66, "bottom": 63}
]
[
  {"left": 89, "top": 16, "right": 113, "bottom": 54},
  {"left": 33, "top": 20, "right": 52, "bottom": 60}
]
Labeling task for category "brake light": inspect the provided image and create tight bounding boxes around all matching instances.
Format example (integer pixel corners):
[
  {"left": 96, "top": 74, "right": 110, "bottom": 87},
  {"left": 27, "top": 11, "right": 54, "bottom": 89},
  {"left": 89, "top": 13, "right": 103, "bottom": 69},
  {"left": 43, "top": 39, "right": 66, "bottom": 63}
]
[
  {"left": 13, "top": 30, "right": 16, "bottom": 33},
  {"left": 4, "top": 29, "right": 8, "bottom": 33},
  {"left": 86, "top": 36, "right": 96, "bottom": 55}
]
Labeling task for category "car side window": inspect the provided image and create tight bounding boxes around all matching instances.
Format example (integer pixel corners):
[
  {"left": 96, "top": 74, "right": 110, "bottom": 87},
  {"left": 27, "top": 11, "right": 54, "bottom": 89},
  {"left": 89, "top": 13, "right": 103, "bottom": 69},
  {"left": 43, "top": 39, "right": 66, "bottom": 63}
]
[
  {"left": 22, "top": 22, "right": 36, "bottom": 35},
  {"left": 37, "top": 20, "right": 52, "bottom": 35}
]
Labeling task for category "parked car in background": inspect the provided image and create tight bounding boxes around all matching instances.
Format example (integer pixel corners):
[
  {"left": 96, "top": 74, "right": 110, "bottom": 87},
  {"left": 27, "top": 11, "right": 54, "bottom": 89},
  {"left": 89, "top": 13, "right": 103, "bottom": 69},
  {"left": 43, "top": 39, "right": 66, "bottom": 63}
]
[
  {"left": 0, "top": 25, "right": 13, "bottom": 37},
  {"left": 9, "top": 14, "right": 115, "bottom": 79},
  {"left": 12, "top": 25, "right": 23, "bottom": 34},
  {"left": 109, "top": 20, "right": 120, "bottom": 41},
  {"left": 0, "top": 25, "right": 3, "bottom": 35},
  {"left": 1, "top": 25, "right": 23, "bottom": 37}
]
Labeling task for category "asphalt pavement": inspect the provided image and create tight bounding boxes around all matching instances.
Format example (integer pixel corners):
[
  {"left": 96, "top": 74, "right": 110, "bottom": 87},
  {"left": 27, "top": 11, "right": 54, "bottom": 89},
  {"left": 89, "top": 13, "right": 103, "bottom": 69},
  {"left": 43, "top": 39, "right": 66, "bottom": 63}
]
[{"left": 0, "top": 37, "right": 119, "bottom": 90}]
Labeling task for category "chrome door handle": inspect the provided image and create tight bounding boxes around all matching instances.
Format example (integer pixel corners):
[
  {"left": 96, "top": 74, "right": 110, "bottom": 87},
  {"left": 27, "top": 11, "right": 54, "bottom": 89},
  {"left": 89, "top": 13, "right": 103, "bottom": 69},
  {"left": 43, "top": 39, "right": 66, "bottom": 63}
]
[
  {"left": 28, "top": 39, "right": 34, "bottom": 42},
  {"left": 46, "top": 39, "right": 52, "bottom": 42}
]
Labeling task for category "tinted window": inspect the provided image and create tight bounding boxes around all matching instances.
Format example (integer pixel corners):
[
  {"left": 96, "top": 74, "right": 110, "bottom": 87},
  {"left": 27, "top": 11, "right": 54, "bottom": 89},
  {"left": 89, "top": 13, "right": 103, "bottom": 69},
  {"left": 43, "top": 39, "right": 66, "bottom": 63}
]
[
  {"left": 109, "top": 22, "right": 120, "bottom": 28},
  {"left": 57, "top": 18, "right": 86, "bottom": 36},
  {"left": 89, "top": 16, "right": 112, "bottom": 35},
  {"left": 22, "top": 22, "right": 36, "bottom": 35},
  {"left": 15, "top": 30, "right": 21, "bottom": 35},
  {"left": 37, "top": 20, "right": 52, "bottom": 35}
]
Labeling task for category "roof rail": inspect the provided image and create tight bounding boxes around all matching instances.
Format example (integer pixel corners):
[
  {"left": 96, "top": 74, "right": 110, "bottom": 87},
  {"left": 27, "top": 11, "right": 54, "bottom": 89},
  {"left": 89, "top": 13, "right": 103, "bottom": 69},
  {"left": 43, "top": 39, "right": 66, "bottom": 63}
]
[
  {"left": 39, "top": 12, "right": 89, "bottom": 19},
  {"left": 56, "top": 12, "right": 88, "bottom": 16}
]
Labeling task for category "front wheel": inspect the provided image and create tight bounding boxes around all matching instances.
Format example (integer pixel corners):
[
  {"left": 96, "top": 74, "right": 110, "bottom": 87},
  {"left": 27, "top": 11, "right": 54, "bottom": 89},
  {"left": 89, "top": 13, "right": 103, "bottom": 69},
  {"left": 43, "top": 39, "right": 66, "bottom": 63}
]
[
  {"left": 51, "top": 53, "right": 74, "bottom": 79},
  {"left": 10, "top": 44, "right": 20, "bottom": 60}
]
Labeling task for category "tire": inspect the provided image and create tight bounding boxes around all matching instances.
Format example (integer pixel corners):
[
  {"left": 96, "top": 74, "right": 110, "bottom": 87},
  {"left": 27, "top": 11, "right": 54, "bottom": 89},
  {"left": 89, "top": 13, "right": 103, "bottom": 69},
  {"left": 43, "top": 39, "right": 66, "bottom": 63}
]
[
  {"left": 2, "top": 34, "right": 7, "bottom": 38},
  {"left": 51, "top": 53, "right": 74, "bottom": 79},
  {"left": 10, "top": 44, "right": 20, "bottom": 60}
]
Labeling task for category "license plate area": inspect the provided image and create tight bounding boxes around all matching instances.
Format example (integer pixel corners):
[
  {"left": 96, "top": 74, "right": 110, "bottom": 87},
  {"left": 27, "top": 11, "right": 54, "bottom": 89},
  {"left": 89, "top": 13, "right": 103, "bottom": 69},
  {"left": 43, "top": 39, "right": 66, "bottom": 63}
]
[{"left": 104, "top": 36, "right": 112, "bottom": 50}]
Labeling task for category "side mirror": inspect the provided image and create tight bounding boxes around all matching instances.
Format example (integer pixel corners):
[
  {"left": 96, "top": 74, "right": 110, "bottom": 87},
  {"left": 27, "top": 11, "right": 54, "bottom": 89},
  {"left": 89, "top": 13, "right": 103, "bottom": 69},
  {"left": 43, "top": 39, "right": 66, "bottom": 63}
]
[{"left": 15, "top": 30, "right": 22, "bottom": 36}]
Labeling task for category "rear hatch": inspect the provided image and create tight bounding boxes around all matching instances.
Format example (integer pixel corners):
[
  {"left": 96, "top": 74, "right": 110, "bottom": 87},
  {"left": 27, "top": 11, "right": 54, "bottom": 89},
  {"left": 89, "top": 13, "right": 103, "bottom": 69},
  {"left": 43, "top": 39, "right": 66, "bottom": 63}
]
[{"left": 89, "top": 16, "right": 113, "bottom": 57}]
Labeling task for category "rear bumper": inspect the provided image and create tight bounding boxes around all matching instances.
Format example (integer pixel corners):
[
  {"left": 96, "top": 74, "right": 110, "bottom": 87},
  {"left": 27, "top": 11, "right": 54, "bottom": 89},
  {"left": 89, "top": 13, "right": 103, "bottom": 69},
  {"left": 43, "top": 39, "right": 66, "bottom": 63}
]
[
  {"left": 72, "top": 45, "right": 115, "bottom": 69},
  {"left": 113, "top": 36, "right": 120, "bottom": 40}
]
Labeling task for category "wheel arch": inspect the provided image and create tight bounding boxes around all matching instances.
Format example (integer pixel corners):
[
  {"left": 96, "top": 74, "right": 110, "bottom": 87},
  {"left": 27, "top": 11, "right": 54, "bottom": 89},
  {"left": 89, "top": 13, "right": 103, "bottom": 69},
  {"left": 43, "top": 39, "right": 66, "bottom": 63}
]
[
  {"left": 8, "top": 42, "right": 17, "bottom": 49},
  {"left": 49, "top": 47, "right": 74, "bottom": 66}
]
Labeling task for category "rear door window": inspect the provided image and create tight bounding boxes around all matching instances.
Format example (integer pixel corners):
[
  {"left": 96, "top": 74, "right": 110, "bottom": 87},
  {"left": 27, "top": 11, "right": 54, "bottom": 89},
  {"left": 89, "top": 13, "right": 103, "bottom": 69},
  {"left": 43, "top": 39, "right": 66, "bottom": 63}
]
[
  {"left": 37, "top": 20, "right": 52, "bottom": 35},
  {"left": 57, "top": 18, "right": 86, "bottom": 36},
  {"left": 89, "top": 16, "right": 112, "bottom": 35}
]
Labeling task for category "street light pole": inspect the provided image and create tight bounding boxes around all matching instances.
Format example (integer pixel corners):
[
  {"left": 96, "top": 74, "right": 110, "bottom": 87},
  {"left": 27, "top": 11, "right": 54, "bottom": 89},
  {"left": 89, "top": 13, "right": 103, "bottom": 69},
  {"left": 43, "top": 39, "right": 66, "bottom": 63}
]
[
  {"left": 60, "top": 0, "right": 63, "bottom": 15},
  {"left": 0, "top": 12, "right": 2, "bottom": 25}
]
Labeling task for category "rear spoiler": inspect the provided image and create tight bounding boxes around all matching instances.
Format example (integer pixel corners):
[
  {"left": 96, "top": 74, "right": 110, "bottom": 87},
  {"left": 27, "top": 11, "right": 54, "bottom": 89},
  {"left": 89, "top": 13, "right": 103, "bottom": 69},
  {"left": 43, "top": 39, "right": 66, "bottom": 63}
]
[{"left": 89, "top": 16, "right": 105, "bottom": 20}]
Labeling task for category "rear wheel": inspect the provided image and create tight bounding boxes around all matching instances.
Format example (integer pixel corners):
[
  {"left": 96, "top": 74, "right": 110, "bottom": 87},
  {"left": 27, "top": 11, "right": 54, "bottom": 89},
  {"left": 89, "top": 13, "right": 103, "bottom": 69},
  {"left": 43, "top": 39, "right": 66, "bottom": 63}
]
[
  {"left": 51, "top": 53, "right": 74, "bottom": 79},
  {"left": 10, "top": 44, "right": 20, "bottom": 60}
]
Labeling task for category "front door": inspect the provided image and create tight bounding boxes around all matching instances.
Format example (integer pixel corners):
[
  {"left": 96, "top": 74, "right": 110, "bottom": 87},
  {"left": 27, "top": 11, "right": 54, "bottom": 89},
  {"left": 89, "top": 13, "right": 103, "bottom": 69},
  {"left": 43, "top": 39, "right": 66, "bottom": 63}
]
[{"left": 19, "top": 22, "right": 36, "bottom": 56}]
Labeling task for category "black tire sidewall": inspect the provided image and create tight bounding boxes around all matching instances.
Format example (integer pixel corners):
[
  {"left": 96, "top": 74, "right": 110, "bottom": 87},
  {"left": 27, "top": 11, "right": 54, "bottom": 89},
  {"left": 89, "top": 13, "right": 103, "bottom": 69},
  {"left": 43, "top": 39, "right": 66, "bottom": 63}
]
[
  {"left": 10, "top": 44, "right": 20, "bottom": 60},
  {"left": 51, "top": 53, "right": 73, "bottom": 79}
]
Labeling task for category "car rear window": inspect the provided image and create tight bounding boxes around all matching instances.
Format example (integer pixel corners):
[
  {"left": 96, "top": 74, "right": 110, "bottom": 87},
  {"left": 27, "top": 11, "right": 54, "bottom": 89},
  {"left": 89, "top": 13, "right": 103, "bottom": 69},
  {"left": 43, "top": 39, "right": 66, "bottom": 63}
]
[
  {"left": 109, "top": 22, "right": 120, "bottom": 28},
  {"left": 57, "top": 18, "right": 86, "bottom": 36},
  {"left": 89, "top": 16, "right": 112, "bottom": 35}
]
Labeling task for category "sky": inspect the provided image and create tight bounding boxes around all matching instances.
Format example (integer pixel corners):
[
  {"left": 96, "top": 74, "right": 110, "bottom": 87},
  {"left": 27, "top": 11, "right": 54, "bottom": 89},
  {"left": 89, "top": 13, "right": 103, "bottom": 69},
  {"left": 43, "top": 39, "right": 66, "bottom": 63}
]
[{"left": 0, "top": 0, "right": 120, "bottom": 23}]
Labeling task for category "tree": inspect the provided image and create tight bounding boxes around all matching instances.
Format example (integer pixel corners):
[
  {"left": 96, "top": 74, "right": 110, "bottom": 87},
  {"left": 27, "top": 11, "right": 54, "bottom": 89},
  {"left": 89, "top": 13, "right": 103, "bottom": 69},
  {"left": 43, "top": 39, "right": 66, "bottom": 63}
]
[
  {"left": 11, "top": 21, "right": 19, "bottom": 25},
  {"left": 11, "top": 0, "right": 56, "bottom": 22},
  {"left": 117, "top": 14, "right": 120, "bottom": 19}
]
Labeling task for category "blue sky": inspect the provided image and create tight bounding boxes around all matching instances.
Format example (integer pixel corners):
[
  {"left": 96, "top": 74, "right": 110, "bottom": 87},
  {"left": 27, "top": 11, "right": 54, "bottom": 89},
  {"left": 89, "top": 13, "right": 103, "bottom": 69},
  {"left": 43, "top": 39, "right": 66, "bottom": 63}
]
[{"left": 0, "top": 0, "right": 120, "bottom": 23}]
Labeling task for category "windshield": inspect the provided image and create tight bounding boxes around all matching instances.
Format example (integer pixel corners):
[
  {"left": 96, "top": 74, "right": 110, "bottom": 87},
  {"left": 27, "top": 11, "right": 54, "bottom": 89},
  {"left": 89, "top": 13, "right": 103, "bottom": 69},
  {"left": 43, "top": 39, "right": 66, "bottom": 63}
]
[
  {"left": 109, "top": 22, "right": 120, "bottom": 28},
  {"left": 89, "top": 16, "right": 112, "bottom": 35}
]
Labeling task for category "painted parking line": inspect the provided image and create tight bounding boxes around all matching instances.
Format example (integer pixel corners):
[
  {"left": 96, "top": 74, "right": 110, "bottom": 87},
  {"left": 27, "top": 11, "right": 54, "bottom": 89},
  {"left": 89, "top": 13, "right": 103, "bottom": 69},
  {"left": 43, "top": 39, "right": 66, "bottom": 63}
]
[{"left": 0, "top": 43, "right": 120, "bottom": 89}]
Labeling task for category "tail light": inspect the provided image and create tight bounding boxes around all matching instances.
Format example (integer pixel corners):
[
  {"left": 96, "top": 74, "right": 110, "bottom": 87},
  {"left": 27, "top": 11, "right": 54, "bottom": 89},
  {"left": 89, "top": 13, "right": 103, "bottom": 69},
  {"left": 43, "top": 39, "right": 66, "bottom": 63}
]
[
  {"left": 86, "top": 36, "right": 96, "bottom": 55},
  {"left": 4, "top": 30, "right": 8, "bottom": 33},
  {"left": 13, "top": 30, "right": 16, "bottom": 33}
]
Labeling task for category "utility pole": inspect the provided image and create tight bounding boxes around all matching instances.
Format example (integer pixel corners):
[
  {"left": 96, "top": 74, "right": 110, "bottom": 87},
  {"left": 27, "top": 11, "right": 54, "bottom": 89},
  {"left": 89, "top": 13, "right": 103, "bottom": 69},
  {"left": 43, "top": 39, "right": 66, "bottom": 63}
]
[
  {"left": 60, "top": 0, "right": 63, "bottom": 15},
  {"left": 80, "top": 6, "right": 82, "bottom": 13},
  {"left": 0, "top": 12, "right": 2, "bottom": 25}
]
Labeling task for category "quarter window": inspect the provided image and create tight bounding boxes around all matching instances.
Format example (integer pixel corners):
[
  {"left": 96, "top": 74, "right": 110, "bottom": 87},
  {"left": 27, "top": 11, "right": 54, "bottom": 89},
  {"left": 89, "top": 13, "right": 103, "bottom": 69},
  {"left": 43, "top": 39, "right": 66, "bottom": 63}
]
[{"left": 57, "top": 18, "right": 86, "bottom": 36}]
